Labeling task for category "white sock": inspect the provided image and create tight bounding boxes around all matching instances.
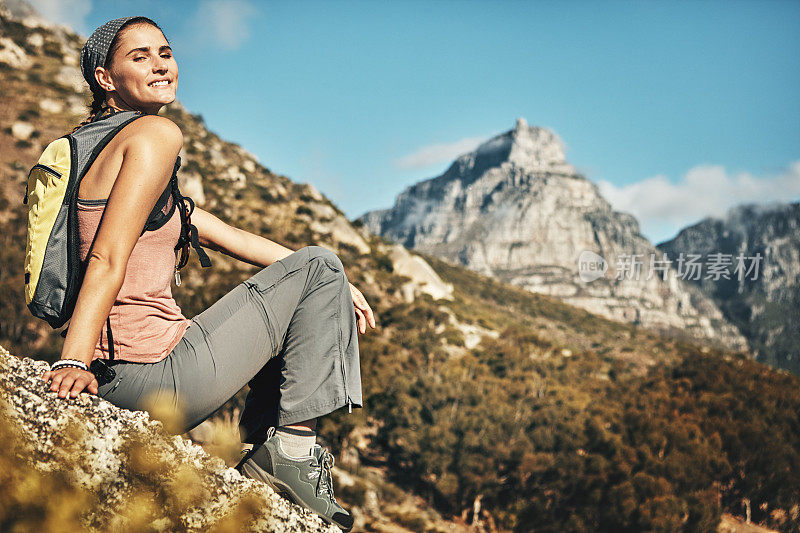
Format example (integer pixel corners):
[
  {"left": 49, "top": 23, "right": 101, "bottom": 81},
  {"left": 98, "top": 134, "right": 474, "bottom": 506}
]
[{"left": 275, "top": 426, "right": 316, "bottom": 458}]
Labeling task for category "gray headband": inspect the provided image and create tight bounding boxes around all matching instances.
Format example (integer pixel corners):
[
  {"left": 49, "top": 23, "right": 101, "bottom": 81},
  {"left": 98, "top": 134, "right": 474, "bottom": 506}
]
[{"left": 80, "top": 16, "right": 139, "bottom": 94}]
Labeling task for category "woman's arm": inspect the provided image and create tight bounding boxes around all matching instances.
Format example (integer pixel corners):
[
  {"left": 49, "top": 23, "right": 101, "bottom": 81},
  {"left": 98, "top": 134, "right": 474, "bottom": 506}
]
[
  {"left": 190, "top": 207, "right": 296, "bottom": 268},
  {"left": 43, "top": 115, "right": 184, "bottom": 398}
]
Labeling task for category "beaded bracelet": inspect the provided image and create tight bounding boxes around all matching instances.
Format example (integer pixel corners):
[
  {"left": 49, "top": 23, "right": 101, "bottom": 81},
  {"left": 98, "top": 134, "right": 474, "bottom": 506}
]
[
  {"left": 51, "top": 362, "right": 89, "bottom": 372},
  {"left": 50, "top": 359, "right": 90, "bottom": 372},
  {"left": 50, "top": 362, "right": 86, "bottom": 371}
]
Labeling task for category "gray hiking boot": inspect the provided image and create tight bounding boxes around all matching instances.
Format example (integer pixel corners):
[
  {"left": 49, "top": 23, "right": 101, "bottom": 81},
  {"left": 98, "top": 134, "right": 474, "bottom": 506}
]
[{"left": 236, "top": 427, "right": 354, "bottom": 532}]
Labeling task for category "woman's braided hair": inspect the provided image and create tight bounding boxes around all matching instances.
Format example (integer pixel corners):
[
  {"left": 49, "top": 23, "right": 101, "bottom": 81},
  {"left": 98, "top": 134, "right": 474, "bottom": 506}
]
[{"left": 71, "top": 16, "right": 164, "bottom": 133}]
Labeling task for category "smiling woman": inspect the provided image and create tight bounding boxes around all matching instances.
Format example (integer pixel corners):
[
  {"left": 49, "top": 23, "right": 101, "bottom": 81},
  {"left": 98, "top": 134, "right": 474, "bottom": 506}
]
[
  {"left": 32, "top": 15, "right": 375, "bottom": 532},
  {"left": 73, "top": 17, "right": 176, "bottom": 130}
]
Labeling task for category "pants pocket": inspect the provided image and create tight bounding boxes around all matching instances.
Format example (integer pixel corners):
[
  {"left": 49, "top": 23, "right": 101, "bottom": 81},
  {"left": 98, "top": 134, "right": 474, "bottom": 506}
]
[{"left": 98, "top": 374, "right": 124, "bottom": 399}]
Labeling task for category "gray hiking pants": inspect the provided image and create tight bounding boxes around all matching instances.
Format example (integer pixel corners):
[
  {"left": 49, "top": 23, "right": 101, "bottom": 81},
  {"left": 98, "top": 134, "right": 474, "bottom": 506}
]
[{"left": 96, "top": 245, "right": 363, "bottom": 444}]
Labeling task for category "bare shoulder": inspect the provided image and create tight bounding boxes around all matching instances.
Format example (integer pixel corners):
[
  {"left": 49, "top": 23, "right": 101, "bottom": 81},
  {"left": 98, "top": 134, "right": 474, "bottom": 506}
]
[{"left": 120, "top": 115, "right": 183, "bottom": 152}]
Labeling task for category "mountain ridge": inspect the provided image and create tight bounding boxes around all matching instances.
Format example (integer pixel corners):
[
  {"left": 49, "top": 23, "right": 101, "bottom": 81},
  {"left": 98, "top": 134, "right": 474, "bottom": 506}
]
[{"left": 658, "top": 200, "right": 800, "bottom": 373}]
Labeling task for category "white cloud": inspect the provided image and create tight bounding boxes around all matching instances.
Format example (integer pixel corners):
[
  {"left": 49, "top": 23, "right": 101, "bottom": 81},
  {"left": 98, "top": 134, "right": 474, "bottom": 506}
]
[
  {"left": 186, "top": 0, "right": 257, "bottom": 50},
  {"left": 27, "top": 0, "right": 92, "bottom": 35},
  {"left": 598, "top": 160, "right": 800, "bottom": 242},
  {"left": 396, "top": 136, "right": 488, "bottom": 170}
]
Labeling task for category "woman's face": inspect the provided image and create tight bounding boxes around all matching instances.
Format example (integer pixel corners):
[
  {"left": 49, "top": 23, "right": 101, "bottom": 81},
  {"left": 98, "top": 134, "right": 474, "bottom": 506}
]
[{"left": 99, "top": 23, "right": 178, "bottom": 114}]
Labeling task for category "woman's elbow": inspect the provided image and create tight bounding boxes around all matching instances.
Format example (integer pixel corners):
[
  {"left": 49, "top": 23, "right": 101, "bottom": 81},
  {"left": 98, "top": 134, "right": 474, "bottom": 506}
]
[{"left": 87, "top": 250, "right": 127, "bottom": 278}]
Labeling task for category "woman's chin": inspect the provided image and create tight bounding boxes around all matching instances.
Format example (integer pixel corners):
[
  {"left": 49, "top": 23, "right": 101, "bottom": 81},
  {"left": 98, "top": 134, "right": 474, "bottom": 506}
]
[
  {"left": 143, "top": 87, "right": 177, "bottom": 103},
  {"left": 145, "top": 94, "right": 177, "bottom": 109}
]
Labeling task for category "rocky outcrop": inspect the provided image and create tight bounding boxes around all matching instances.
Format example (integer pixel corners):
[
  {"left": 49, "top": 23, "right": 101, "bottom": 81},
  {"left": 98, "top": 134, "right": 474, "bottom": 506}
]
[
  {"left": 658, "top": 202, "right": 800, "bottom": 373},
  {"left": 359, "top": 119, "right": 748, "bottom": 351},
  {"left": 10, "top": 120, "right": 33, "bottom": 140},
  {"left": 0, "top": 346, "right": 339, "bottom": 532},
  {"left": 0, "top": 35, "right": 29, "bottom": 67},
  {"left": 383, "top": 242, "right": 454, "bottom": 303}
]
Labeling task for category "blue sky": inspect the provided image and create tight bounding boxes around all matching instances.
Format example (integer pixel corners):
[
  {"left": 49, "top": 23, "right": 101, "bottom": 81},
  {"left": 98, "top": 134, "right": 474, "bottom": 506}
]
[{"left": 35, "top": 0, "right": 800, "bottom": 244}]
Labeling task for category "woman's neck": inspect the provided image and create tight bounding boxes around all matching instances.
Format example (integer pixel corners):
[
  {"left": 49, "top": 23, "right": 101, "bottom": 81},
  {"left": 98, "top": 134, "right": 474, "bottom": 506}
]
[{"left": 105, "top": 95, "right": 158, "bottom": 115}]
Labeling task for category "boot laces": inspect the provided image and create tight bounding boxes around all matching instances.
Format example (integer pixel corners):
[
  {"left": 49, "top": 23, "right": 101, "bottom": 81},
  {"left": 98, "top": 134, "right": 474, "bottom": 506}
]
[{"left": 312, "top": 449, "right": 336, "bottom": 500}]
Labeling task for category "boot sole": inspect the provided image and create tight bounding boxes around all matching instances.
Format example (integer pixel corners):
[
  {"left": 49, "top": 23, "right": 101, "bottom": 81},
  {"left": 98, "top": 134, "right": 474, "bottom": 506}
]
[{"left": 240, "top": 458, "right": 352, "bottom": 532}]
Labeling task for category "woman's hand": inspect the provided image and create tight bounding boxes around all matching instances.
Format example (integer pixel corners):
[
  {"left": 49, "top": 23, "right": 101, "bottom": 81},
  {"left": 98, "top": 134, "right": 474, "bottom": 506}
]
[
  {"left": 349, "top": 282, "right": 376, "bottom": 334},
  {"left": 41, "top": 367, "right": 99, "bottom": 399}
]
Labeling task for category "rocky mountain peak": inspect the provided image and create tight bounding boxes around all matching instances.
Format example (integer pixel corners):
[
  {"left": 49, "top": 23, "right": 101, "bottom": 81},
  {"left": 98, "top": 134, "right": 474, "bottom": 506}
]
[
  {"left": 506, "top": 117, "right": 570, "bottom": 171},
  {"left": 359, "top": 121, "right": 749, "bottom": 352},
  {"left": 449, "top": 118, "right": 577, "bottom": 182}
]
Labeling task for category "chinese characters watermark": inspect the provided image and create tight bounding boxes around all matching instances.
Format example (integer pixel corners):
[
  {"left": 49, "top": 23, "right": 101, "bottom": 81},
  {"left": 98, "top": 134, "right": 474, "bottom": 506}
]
[{"left": 578, "top": 251, "right": 763, "bottom": 282}]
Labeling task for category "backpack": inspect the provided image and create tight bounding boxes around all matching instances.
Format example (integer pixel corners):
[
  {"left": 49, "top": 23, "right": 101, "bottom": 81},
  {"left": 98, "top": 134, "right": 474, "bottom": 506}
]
[{"left": 23, "top": 109, "right": 212, "bottom": 359}]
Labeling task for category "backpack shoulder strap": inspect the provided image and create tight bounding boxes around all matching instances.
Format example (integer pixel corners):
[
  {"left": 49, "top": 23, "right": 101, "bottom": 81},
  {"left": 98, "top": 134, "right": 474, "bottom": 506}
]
[{"left": 69, "top": 110, "right": 144, "bottom": 183}]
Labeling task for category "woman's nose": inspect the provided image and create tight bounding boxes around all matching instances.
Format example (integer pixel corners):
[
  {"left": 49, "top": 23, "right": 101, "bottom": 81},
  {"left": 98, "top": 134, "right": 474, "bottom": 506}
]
[{"left": 153, "top": 57, "right": 168, "bottom": 73}]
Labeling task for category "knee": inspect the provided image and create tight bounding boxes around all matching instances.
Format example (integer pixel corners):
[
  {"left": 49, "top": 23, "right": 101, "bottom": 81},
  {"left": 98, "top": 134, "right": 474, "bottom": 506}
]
[{"left": 303, "top": 245, "right": 345, "bottom": 273}]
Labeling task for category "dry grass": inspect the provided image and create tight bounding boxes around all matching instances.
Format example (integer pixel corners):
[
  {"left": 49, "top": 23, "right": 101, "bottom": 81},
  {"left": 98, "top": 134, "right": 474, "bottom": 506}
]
[
  {"left": 184, "top": 407, "right": 246, "bottom": 467},
  {"left": 0, "top": 402, "right": 94, "bottom": 531}
]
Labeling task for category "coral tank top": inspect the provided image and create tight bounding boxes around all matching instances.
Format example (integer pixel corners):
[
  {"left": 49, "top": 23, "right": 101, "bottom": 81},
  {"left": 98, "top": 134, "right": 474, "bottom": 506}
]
[{"left": 77, "top": 194, "right": 192, "bottom": 363}]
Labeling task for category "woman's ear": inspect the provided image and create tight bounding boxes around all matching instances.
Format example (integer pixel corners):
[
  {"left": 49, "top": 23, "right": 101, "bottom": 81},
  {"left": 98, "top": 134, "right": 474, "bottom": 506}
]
[{"left": 94, "top": 66, "right": 115, "bottom": 92}]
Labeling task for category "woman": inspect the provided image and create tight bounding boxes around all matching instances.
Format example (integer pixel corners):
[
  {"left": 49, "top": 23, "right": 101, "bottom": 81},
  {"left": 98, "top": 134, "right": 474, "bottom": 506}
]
[{"left": 39, "top": 16, "right": 374, "bottom": 531}]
